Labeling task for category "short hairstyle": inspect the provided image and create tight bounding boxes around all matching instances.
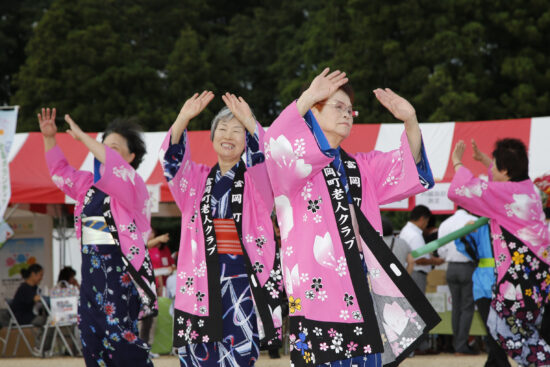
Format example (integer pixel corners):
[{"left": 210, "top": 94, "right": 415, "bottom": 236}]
[
  {"left": 102, "top": 118, "right": 146, "bottom": 169},
  {"left": 410, "top": 205, "right": 432, "bottom": 221},
  {"left": 58, "top": 266, "right": 76, "bottom": 284},
  {"left": 381, "top": 216, "right": 394, "bottom": 236},
  {"left": 210, "top": 106, "right": 256, "bottom": 141},
  {"left": 20, "top": 263, "right": 43, "bottom": 279},
  {"left": 338, "top": 83, "right": 355, "bottom": 104},
  {"left": 492, "top": 138, "right": 529, "bottom": 182}
]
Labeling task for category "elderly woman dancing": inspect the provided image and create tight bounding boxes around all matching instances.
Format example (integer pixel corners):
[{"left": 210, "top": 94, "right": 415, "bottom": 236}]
[
  {"left": 449, "top": 139, "right": 550, "bottom": 367},
  {"left": 160, "top": 92, "right": 282, "bottom": 367},
  {"left": 264, "top": 68, "right": 440, "bottom": 367},
  {"left": 39, "top": 108, "right": 157, "bottom": 367}
]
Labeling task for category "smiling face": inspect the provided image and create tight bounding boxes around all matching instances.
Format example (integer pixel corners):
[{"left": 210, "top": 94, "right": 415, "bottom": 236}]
[
  {"left": 103, "top": 132, "right": 135, "bottom": 165},
  {"left": 311, "top": 90, "right": 354, "bottom": 148},
  {"left": 212, "top": 117, "right": 246, "bottom": 164}
]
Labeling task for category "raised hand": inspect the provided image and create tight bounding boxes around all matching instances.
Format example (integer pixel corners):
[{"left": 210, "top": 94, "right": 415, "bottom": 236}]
[
  {"left": 65, "top": 114, "right": 86, "bottom": 141},
  {"left": 178, "top": 90, "right": 215, "bottom": 124},
  {"left": 373, "top": 88, "right": 416, "bottom": 123},
  {"left": 222, "top": 92, "right": 255, "bottom": 133},
  {"left": 452, "top": 140, "right": 466, "bottom": 168},
  {"left": 297, "top": 68, "right": 348, "bottom": 115},
  {"left": 37, "top": 108, "right": 57, "bottom": 138},
  {"left": 471, "top": 139, "right": 492, "bottom": 168}
]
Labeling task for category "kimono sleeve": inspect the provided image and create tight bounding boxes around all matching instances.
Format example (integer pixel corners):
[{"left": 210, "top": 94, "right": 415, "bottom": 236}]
[
  {"left": 265, "top": 101, "right": 332, "bottom": 199},
  {"left": 356, "top": 131, "right": 433, "bottom": 205},
  {"left": 94, "top": 146, "right": 149, "bottom": 215},
  {"left": 244, "top": 122, "right": 274, "bottom": 210},
  {"left": 448, "top": 166, "right": 506, "bottom": 219},
  {"left": 159, "top": 129, "right": 210, "bottom": 211},
  {"left": 45, "top": 145, "right": 93, "bottom": 201}
]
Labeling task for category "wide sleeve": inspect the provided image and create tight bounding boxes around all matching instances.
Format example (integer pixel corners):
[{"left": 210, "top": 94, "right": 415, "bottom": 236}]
[
  {"left": 244, "top": 122, "right": 274, "bottom": 210},
  {"left": 264, "top": 101, "right": 333, "bottom": 199},
  {"left": 159, "top": 129, "right": 210, "bottom": 212},
  {"left": 45, "top": 145, "right": 93, "bottom": 201},
  {"left": 447, "top": 166, "right": 505, "bottom": 219},
  {"left": 356, "top": 132, "right": 434, "bottom": 205},
  {"left": 93, "top": 146, "right": 149, "bottom": 215}
]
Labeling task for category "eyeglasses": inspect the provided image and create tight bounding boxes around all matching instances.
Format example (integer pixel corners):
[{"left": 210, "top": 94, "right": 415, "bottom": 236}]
[{"left": 320, "top": 101, "right": 359, "bottom": 118}]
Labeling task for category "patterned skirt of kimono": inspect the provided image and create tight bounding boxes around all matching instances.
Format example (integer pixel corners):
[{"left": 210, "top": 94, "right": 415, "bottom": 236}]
[
  {"left": 79, "top": 243, "right": 153, "bottom": 367},
  {"left": 179, "top": 219, "right": 259, "bottom": 367},
  {"left": 488, "top": 228, "right": 550, "bottom": 367},
  {"left": 315, "top": 253, "right": 382, "bottom": 367}
]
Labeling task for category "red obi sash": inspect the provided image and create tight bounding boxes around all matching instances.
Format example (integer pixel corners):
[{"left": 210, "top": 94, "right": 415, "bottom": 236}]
[{"left": 213, "top": 219, "right": 243, "bottom": 255}]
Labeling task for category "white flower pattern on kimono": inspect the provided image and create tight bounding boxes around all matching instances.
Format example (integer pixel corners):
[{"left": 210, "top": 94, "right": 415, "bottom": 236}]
[
  {"left": 113, "top": 165, "right": 136, "bottom": 185},
  {"left": 275, "top": 195, "right": 293, "bottom": 241},
  {"left": 268, "top": 134, "right": 312, "bottom": 178},
  {"left": 454, "top": 181, "right": 488, "bottom": 198},
  {"left": 382, "top": 302, "right": 409, "bottom": 342}
]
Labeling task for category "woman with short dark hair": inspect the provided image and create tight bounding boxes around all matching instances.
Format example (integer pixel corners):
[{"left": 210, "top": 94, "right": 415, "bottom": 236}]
[
  {"left": 449, "top": 138, "right": 550, "bottom": 366},
  {"left": 39, "top": 108, "right": 156, "bottom": 367}
]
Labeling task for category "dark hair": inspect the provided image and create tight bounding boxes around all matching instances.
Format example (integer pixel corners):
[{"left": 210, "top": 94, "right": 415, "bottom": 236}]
[
  {"left": 381, "top": 216, "right": 394, "bottom": 236},
  {"left": 57, "top": 266, "right": 76, "bottom": 284},
  {"left": 338, "top": 83, "right": 355, "bottom": 104},
  {"left": 20, "top": 263, "right": 43, "bottom": 279},
  {"left": 544, "top": 207, "right": 550, "bottom": 220},
  {"left": 410, "top": 205, "right": 432, "bottom": 221},
  {"left": 492, "top": 138, "right": 529, "bottom": 182},
  {"left": 102, "top": 118, "right": 146, "bottom": 169}
]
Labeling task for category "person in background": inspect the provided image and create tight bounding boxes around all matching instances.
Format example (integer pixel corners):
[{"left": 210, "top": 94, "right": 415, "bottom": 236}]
[
  {"left": 140, "top": 229, "right": 174, "bottom": 358},
  {"left": 399, "top": 205, "right": 444, "bottom": 293},
  {"left": 146, "top": 229, "right": 174, "bottom": 294},
  {"left": 381, "top": 216, "right": 413, "bottom": 274},
  {"left": 455, "top": 224, "right": 511, "bottom": 367},
  {"left": 449, "top": 138, "right": 550, "bottom": 366},
  {"left": 57, "top": 266, "right": 79, "bottom": 288},
  {"left": 437, "top": 208, "right": 478, "bottom": 356},
  {"left": 11, "top": 264, "right": 45, "bottom": 326}
]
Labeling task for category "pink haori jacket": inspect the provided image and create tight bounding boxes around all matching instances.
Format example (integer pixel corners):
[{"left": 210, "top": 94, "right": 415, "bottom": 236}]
[
  {"left": 46, "top": 145, "right": 157, "bottom": 318},
  {"left": 264, "top": 101, "right": 440, "bottom": 367},
  {"left": 160, "top": 124, "right": 283, "bottom": 348},
  {"left": 448, "top": 166, "right": 550, "bottom": 314}
]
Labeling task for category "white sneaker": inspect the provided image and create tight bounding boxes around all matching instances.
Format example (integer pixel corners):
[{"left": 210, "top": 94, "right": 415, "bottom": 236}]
[{"left": 149, "top": 352, "right": 160, "bottom": 358}]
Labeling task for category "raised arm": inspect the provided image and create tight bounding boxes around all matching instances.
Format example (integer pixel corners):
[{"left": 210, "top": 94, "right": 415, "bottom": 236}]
[
  {"left": 448, "top": 141, "right": 500, "bottom": 218},
  {"left": 161, "top": 92, "right": 213, "bottom": 210},
  {"left": 296, "top": 68, "right": 348, "bottom": 116},
  {"left": 171, "top": 91, "right": 214, "bottom": 144},
  {"left": 472, "top": 139, "right": 492, "bottom": 168},
  {"left": 39, "top": 108, "right": 93, "bottom": 200},
  {"left": 373, "top": 88, "right": 421, "bottom": 163}
]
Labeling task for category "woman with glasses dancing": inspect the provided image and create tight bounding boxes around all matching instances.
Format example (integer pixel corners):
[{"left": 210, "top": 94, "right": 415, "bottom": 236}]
[{"left": 264, "top": 68, "right": 439, "bottom": 367}]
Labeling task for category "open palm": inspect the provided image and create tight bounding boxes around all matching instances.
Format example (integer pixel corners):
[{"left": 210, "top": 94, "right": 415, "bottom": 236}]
[
  {"left": 37, "top": 108, "right": 57, "bottom": 138},
  {"left": 222, "top": 93, "right": 255, "bottom": 130},
  {"left": 373, "top": 88, "right": 416, "bottom": 122},
  {"left": 307, "top": 68, "right": 348, "bottom": 104},
  {"left": 179, "top": 91, "right": 214, "bottom": 122}
]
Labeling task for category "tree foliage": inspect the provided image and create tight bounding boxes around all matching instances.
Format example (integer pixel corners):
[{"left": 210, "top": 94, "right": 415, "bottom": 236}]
[{"left": 6, "top": 0, "right": 550, "bottom": 132}]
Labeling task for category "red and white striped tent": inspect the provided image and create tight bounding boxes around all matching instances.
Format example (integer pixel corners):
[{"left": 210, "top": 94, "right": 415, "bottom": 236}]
[{"left": 8, "top": 116, "right": 550, "bottom": 214}]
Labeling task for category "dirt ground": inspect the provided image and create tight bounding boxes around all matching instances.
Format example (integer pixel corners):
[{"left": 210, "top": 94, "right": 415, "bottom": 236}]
[{"left": 0, "top": 352, "right": 514, "bottom": 367}]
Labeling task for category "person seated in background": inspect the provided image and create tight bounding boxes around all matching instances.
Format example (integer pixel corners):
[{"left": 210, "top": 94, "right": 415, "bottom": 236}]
[
  {"left": 11, "top": 264, "right": 45, "bottom": 326},
  {"left": 381, "top": 216, "right": 413, "bottom": 274},
  {"left": 57, "top": 266, "right": 79, "bottom": 288}
]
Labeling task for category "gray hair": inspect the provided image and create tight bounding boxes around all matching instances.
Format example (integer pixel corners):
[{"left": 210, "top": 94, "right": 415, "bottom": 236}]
[
  {"left": 210, "top": 106, "right": 256, "bottom": 140},
  {"left": 210, "top": 107, "right": 234, "bottom": 141}
]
